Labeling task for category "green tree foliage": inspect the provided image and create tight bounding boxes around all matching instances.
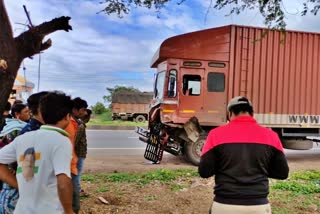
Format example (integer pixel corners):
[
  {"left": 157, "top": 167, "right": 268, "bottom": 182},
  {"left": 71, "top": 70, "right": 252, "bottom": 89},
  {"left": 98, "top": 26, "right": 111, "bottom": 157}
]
[
  {"left": 92, "top": 102, "right": 107, "bottom": 114},
  {"left": 103, "top": 85, "right": 140, "bottom": 103},
  {"left": 99, "top": 0, "right": 320, "bottom": 29}
]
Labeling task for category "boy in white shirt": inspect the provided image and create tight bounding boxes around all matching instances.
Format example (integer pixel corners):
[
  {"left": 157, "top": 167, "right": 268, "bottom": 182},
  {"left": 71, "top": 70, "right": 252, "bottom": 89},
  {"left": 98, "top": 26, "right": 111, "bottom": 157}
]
[{"left": 0, "top": 91, "right": 74, "bottom": 214}]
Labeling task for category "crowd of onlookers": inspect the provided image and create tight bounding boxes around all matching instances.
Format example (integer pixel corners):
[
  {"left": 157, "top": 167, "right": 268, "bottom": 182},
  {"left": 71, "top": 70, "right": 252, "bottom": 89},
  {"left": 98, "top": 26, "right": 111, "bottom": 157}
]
[{"left": 0, "top": 91, "right": 91, "bottom": 214}]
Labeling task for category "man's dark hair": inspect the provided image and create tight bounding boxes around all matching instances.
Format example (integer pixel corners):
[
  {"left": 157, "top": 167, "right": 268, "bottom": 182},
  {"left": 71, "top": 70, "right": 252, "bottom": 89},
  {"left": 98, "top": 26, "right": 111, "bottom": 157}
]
[
  {"left": 82, "top": 109, "right": 92, "bottom": 123},
  {"left": 73, "top": 97, "right": 88, "bottom": 110},
  {"left": 40, "top": 91, "right": 73, "bottom": 124},
  {"left": 27, "top": 91, "right": 49, "bottom": 115},
  {"left": 5, "top": 102, "right": 11, "bottom": 111},
  {"left": 13, "top": 100, "right": 23, "bottom": 105},
  {"left": 24, "top": 147, "right": 35, "bottom": 158},
  {"left": 11, "top": 103, "right": 28, "bottom": 118},
  {"left": 229, "top": 104, "right": 253, "bottom": 116}
]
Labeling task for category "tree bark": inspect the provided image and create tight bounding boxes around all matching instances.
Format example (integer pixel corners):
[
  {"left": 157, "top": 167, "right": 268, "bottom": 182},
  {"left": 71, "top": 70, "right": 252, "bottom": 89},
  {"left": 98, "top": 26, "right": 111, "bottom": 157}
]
[{"left": 0, "top": 0, "right": 72, "bottom": 121}]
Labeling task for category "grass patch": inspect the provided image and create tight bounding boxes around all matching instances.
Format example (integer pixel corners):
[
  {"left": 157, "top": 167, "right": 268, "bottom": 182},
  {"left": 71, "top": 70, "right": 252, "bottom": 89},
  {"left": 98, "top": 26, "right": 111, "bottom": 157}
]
[
  {"left": 270, "top": 170, "right": 320, "bottom": 212},
  {"left": 272, "top": 207, "right": 290, "bottom": 214},
  {"left": 272, "top": 181, "right": 320, "bottom": 194},
  {"left": 82, "top": 169, "right": 198, "bottom": 185},
  {"left": 82, "top": 174, "right": 96, "bottom": 182},
  {"left": 96, "top": 186, "right": 109, "bottom": 193},
  {"left": 272, "top": 170, "right": 320, "bottom": 194},
  {"left": 290, "top": 170, "right": 320, "bottom": 181},
  {"left": 145, "top": 195, "right": 156, "bottom": 201}
]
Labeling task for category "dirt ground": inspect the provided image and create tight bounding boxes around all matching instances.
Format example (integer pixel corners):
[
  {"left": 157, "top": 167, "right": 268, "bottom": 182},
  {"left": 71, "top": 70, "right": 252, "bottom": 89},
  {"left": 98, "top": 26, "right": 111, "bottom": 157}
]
[{"left": 80, "top": 152, "right": 320, "bottom": 214}]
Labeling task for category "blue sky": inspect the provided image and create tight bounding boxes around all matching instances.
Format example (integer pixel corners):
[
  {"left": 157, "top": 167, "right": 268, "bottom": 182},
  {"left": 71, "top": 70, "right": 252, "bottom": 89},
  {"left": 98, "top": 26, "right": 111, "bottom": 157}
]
[{"left": 5, "top": 0, "right": 320, "bottom": 106}]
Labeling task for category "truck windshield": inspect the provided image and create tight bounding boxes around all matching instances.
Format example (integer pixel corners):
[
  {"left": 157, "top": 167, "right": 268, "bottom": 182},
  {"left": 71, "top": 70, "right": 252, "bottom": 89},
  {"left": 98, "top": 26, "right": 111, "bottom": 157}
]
[{"left": 155, "top": 71, "right": 166, "bottom": 99}]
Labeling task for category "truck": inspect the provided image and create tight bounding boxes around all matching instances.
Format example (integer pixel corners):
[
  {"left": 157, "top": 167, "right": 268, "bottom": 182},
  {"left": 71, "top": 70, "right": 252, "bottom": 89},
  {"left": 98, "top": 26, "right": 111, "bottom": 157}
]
[
  {"left": 111, "top": 91, "right": 153, "bottom": 122},
  {"left": 136, "top": 24, "right": 320, "bottom": 166}
]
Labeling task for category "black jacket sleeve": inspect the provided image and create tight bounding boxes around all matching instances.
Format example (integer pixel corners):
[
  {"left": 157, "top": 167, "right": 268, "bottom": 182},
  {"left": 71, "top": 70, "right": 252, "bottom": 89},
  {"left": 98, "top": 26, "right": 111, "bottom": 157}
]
[
  {"left": 268, "top": 149, "right": 289, "bottom": 179},
  {"left": 198, "top": 149, "right": 217, "bottom": 178}
]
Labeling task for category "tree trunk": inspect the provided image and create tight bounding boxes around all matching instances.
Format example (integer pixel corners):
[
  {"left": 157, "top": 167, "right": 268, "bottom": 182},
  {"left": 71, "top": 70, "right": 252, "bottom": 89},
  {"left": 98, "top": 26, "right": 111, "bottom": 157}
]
[{"left": 0, "top": 0, "right": 72, "bottom": 122}]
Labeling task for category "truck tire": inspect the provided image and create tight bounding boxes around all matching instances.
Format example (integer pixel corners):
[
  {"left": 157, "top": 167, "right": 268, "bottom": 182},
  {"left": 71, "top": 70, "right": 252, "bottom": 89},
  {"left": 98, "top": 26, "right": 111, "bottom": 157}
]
[
  {"left": 184, "top": 135, "right": 206, "bottom": 166},
  {"left": 282, "top": 139, "right": 313, "bottom": 150},
  {"left": 135, "top": 115, "right": 146, "bottom": 123}
]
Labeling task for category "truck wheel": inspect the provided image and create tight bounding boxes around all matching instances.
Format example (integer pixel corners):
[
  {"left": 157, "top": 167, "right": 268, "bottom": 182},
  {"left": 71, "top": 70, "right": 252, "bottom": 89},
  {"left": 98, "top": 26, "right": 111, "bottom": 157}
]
[
  {"left": 282, "top": 139, "right": 313, "bottom": 150},
  {"left": 135, "top": 115, "right": 146, "bottom": 123},
  {"left": 184, "top": 135, "right": 206, "bottom": 166}
]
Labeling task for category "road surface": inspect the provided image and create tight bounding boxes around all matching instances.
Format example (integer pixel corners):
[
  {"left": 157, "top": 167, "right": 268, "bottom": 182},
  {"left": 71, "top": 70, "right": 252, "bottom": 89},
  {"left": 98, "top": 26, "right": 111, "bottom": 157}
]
[{"left": 84, "top": 130, "right": 320, "bottom": 173}]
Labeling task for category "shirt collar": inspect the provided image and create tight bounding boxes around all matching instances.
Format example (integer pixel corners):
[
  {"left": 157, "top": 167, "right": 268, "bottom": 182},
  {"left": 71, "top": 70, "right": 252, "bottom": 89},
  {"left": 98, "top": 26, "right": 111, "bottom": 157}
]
[
  {"left": 40, "top": 125, "right": 70, "bottom": 137},
  {"left": 230, "top": 115, "right": 256, "bottom": 123}
]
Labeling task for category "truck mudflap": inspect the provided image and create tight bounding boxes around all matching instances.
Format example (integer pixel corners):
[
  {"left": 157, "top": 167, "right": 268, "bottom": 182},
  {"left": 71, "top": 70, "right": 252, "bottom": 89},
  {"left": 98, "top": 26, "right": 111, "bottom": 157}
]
[{"left": 135, "top": 126, "right": 164, "bottom": 163}]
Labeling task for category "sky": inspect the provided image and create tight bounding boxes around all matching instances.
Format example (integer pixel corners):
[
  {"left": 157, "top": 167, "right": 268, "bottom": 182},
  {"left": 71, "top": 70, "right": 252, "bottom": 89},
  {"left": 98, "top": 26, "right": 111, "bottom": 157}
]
[{"left": 4, "top": 0, "right": 320, "bottom": 106}]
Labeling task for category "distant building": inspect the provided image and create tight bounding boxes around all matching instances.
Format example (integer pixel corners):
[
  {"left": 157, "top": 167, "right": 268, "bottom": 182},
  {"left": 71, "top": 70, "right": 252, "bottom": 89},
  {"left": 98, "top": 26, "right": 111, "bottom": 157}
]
[{"left": 8, "top": 74, "right": 35, "bottom": 104}]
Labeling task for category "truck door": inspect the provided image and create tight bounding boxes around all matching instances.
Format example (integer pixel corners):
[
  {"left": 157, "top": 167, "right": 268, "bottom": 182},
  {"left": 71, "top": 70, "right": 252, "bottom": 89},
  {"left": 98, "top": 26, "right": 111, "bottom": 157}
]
[
  {"left": 202, "top": 62, "right": 228, "bottom": 125},
  {"left": 178, "top": 68, "right": 205, "bottom": 121}
]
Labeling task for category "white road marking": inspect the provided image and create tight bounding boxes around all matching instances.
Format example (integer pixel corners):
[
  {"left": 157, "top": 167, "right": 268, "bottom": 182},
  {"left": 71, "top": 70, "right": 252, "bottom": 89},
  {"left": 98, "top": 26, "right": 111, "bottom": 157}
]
[{"left": 128, "top": 137, "right": 139, "bottom": 139}]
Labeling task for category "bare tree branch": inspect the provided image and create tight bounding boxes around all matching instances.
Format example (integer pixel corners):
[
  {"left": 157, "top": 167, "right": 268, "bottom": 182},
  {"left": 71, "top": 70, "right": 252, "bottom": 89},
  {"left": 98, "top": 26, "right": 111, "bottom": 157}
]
[{"left": 14, "top": 16, "right": 72, "bottom": 60}]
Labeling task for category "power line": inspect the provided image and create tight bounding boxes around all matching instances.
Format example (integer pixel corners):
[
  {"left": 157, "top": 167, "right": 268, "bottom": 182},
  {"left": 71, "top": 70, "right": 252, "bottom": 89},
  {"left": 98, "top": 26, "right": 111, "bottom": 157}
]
[{"left": 37, "top": 53, "right": 41, "bottom": 92}]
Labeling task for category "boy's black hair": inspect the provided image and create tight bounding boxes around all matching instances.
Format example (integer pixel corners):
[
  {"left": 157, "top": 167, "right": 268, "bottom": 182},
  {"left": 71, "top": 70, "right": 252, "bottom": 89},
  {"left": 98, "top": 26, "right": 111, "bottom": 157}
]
[
  {"left": 229, "top": 104, "right": 253, "bottom": 116},
  {"left": 86, "top": 109, "right": 92, "bottom": 116},
  {"left": 82, "top": 109, "right": 92, "bottom": 123},
  {"left": 11, "top": 103, "right": 28, "bottom": 118},
  {"left": 5, "top": 102, "right": 11, "bottom": 111},
  {"left": 27, "top": 91, "right": 49, "bottom": 115},
  {"left": 13, "top": 100, "right": 23, "bottom": 105},
  {"left": 40, "top": 91, "right": 73, "bottom": 124},
  {"left": 73, "top": 97, "right": 88, "bottom": 110}
]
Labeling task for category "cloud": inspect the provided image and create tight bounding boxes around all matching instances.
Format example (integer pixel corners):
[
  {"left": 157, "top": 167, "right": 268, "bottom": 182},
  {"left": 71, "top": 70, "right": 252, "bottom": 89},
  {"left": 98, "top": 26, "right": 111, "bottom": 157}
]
[{"left": 4, "top": 0, "right": 320, "bottom": 106}]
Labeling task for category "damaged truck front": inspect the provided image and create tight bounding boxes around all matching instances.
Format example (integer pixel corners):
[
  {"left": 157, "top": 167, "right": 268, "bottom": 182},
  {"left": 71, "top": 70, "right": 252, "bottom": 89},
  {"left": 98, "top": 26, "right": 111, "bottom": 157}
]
[{"left": 137, "top": 25, "right": 320, "bottom": 166}]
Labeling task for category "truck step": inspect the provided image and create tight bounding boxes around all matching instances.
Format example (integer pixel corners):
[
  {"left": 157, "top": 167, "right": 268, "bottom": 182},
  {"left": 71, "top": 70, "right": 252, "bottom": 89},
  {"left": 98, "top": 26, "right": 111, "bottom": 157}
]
[{"left": 144, "top": 136, "right": 164, "bottom": 163}]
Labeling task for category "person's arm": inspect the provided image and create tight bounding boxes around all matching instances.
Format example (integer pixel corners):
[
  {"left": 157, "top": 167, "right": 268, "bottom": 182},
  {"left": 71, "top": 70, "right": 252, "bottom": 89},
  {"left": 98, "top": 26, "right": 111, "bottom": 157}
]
[
  {"left": 198, "top": 131, "right": 217, "bottom": 178},
  {"left": 268, "top": 134, "right": 289, "bottom": 179},
  {"left": 57, "top": 173, "right": 73, "bottom": 214},
  {"left": 198, "top": 149, "right": 217, "bottom": 178},
  {"left": 0, "top": 164, "right": 18, "bottom": 188},
  {"left": 0, "top": 139, "right": 18, "bottom": 187},
  {"left": 268, "top": 149, "right": 289, "bottom": 179}
]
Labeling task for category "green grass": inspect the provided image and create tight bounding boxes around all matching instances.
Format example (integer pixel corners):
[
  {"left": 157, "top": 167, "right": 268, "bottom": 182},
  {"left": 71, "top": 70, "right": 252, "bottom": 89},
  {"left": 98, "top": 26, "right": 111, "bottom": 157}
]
[
  {"left": 271, "top": 170, "right": 320, "bottom": 194},
  {"left": 270, "top": 170, "right": 320, "bottom": 212},
  {"left": 144, "top": 195, "right": 156, "bottom": 201},
  {"left": 83, "top": 169, "right": 198, "bottom": 186},
  {"left": 96, "top": 186, "right": 109, "bottom": 193},
  {"left": 87, "top": 112, "right": 147, "bottom": 126}
]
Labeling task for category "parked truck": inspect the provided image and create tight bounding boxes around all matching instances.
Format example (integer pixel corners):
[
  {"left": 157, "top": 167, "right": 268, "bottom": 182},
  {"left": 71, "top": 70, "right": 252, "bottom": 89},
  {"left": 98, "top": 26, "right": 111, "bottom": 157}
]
[
  {"left": 112, "top": 91, "right": 153, "bottom": 122},
  {"left": 136, "top": 24, "right": 320, "bottom": 166}
]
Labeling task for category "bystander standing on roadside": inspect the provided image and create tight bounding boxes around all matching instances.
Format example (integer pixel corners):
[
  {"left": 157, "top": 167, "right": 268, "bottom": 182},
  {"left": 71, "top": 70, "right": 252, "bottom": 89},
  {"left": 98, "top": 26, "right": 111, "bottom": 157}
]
[
  {"left": 75, "top": 109, "right": 92, "bottom": 197},
  {"left": 0, "top": 103, "right": 30, "bottom": 213},
  {"left": 199, "top": 96, "right": 289, "bottom": 214},
  {"left": 65, "top": 97, "right": 88, "bottom": 214},
  {"left": 0, "top": 102, "right": 12, "bottom": 132},
  {"left": 19, "top": 91, "right": 48, "bottom": 135},
  {"left": 0, "top": 91, "right": 74, "bottom": 214}
]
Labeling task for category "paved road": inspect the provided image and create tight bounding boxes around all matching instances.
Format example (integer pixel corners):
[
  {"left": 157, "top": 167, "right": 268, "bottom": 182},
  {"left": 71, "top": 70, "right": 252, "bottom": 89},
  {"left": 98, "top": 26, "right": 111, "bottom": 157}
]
[
  {"left": 87, "top": 129, "right": 146, "bottom": 156},
  {"left": 87, "top": 129, "right": 320, "bottom": 156},
  {"left": 85, "top": 130, "right": 320, "bottom": 173}
]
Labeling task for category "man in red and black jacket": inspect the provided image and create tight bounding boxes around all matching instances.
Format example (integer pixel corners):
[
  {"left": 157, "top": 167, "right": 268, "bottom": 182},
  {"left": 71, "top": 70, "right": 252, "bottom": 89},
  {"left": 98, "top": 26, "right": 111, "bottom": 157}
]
[{"left": 199, "top": 96, "right": 289, "bottom": 214}]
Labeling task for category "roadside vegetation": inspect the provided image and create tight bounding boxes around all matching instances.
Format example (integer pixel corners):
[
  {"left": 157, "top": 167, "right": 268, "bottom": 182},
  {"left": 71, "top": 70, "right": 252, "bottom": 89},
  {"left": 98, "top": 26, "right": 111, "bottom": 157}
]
[{"left": 80, "top": 169, "right": 320, "bottom": 213}]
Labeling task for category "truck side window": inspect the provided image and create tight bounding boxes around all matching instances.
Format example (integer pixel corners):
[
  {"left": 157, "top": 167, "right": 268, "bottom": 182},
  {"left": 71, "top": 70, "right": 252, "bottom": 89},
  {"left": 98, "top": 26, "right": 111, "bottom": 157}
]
[
  {"left": 167, "top": 70, "right": 177, "bottom": 98},
  {"left": 207, "top": 72, "right": 225, "bottom": 92},
  {"left": 183, "top": 75, "right": 201, "bottom": 96}
]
